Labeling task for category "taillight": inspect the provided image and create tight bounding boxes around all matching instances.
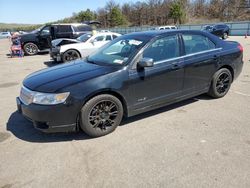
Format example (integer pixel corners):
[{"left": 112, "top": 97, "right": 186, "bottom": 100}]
[{"left": 238, "top": 44, "right": 243, "bottom": 52}]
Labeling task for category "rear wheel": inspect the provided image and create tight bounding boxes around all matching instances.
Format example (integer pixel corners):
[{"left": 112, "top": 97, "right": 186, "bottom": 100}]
[
  {"left": 80, "top": 94, "right": 123, "bottom": 137},
  {"left": 208, "top": 68, "right": 232, "bottom": 98},
  {"left": 23, "top": 42, "right": 38, "bottom": 55},
  {"left": 62, "top": 50, "right": 81, "bottom": 62},
  {"left": 222, "top": 32, "right": 228, "bottom": 40}
]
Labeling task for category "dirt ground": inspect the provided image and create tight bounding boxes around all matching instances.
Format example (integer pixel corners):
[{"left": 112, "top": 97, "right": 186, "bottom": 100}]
[{"left": 0, "top": 36, "right": 250, "bottom": 188}]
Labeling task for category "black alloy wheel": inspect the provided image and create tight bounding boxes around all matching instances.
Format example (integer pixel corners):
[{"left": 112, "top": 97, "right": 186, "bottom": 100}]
[
  {"left": 222, "top": 32, "right": 228, "bottom": 39},
  {"left": 80, "top": 94, "right": 123, "bottom": 137},
  {"left": 208, "top": 68, "right": 232, "bottom": 98}
]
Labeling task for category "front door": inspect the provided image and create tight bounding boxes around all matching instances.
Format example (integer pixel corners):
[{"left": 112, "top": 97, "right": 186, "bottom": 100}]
[
  {"left": 128, "top": 34, "right": 185, "bottom": 113},
  {"left": 38, "top": 26, "right": 51, "bottom": 49}
]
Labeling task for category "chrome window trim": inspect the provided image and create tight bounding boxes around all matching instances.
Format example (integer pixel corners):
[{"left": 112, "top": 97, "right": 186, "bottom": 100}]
[{"left": 154, "top": 47, "right": 222, "bottom": 65}]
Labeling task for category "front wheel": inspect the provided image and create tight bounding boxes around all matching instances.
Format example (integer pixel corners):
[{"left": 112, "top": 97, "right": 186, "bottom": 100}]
[
  {"left": 62, "top": 50, "right": 81, "bottom": 62},
  {"left": 23, "top": 42, "right": 39, "bottom": 55},
  {"left": 80, "top": 94, "right": 124, "bottom": 137},
  {"left": 208, "top": 68, "right": 232, "bottom": 98}
]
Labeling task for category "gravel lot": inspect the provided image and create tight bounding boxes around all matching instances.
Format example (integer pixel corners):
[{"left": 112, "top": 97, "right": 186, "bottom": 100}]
[{"left": 0, "top": 37, "right": 250, "bottom": 188}]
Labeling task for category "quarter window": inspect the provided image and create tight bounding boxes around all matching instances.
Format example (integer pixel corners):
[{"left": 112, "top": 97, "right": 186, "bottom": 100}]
[
  {"left": 143, "top": 35, "right": 180, "bottom": 62},
  {"left": 106, "top": 35, "right": 112, "bottom": 41},
  {"left": 182, "top": 34, "right": 215, "bottom": 55}
]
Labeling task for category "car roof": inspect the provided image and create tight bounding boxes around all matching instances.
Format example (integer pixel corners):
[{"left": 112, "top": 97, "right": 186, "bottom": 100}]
[
  {"left": 50, "top": 23, "right": 89, "bottom": 26},
  {"left": 124, "top": 30, "right": 206, "bottom": 38}
]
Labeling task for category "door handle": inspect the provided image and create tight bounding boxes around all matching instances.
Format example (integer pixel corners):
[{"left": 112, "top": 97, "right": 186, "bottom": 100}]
[
  {"left": 171, "top": 63, "right": 181, "bottom": 70},
  {"left": 213, "top": 55, "right": 219, "bottom": 61}
]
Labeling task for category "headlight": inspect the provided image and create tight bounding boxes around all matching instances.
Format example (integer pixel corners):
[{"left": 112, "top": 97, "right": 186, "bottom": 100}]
[{"left": 33, "top": 92, "right": 70, "bottom": 105}]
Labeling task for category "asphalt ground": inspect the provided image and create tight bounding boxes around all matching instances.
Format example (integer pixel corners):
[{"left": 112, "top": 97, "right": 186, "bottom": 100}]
[{"left": 0, "top": 36, "right": 250, "bottom": 188}]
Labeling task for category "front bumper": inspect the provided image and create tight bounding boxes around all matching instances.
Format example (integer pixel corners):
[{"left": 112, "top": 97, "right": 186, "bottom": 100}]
[
  {"left": 50, "top": 47, "right": 62, "bottom": 62},
  {"left": 16, "top": 97, "right": 78, "bottom": 133}
]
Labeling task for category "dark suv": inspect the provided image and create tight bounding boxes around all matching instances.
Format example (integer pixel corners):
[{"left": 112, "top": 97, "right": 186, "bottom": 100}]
[
  {"left": 202, "top": 24, "right": 230, "bottom": 39},
  {"left": 20, "top": 23, "right": 93, "bottom": 55}
]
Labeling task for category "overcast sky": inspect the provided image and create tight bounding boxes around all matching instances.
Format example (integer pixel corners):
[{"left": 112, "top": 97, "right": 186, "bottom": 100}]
[{"left": 0, "top": 0, "right": 130, "bottom": 24}]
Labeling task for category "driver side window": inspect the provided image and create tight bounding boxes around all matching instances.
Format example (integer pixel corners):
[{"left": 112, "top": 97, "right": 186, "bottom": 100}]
[
  {"left": 94, "top": 35, "right": 105, "bottom": 42},
  {"left": 143, "top": 35, "right": 180, "bottom": 62},
  {"left": 40, "top": 26, "right": 50, "bottom": 35}
]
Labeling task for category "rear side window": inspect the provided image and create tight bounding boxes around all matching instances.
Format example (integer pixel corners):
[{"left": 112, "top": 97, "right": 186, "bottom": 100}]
[
  {"left": 106, "top": 35, "right": 112, "bottom": 41},
  {"left": 143, "top": 35, "right": 180, "bottom": 62},
  {"left": 182, "top": 34, "right": 215, "bottom": 55},
  {"left": 75, "top": 25, "right": 92, "bottom": 32},
  {"left": 57, "top": 25, "right": 72, "bottom": 33},
  {"left": 112, "top": 34, "right": 118, "bottom": 39}
]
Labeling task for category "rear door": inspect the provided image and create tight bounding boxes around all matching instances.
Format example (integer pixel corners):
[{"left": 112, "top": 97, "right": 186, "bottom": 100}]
[
  {"left": 181, "top": 33, "right": 221, "bottom": 95},
  {"left": 55, "top": 25, "right": 72, "bottom": 39}
]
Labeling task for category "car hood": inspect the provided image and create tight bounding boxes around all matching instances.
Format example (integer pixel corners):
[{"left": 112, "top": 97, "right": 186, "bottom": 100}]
[
  {"left": 23, "top": 60, "right": 118, "bottom": 93},
  {"left": 52, "top": 38, "right": 80, "bottom": 47},
  {"left": 19, "top": 32, "right": 38, "bottom": 42}
]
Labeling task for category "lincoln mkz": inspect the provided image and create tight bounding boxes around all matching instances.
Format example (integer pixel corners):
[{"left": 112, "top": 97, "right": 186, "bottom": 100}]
[{"left": 16, "top": 30, "right": 243, "bottom": 137}]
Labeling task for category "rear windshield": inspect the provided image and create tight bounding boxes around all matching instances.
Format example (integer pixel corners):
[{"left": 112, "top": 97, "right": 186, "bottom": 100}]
[{"left": 74, "top": 25, "right": 92, "bottom": 32}]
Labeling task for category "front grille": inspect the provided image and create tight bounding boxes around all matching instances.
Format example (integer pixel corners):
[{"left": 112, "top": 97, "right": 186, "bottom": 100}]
[{"left": 20, "top": 86, "right": 34, "bottom": 105}]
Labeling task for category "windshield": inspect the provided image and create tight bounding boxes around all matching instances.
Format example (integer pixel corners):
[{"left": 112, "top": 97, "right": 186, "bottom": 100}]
[
  {"left": 31, "top": 26, "right": 44, "bottom": 33},
  {"left": 87, "top": 36, "right": 149, "bottom": 66},
  {"left": 77, "top": 33, "right": 93, "bottom": 42}
]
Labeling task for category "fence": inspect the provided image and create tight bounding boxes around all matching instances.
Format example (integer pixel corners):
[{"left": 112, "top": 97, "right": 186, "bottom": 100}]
[{"left": 101, "top": 21, "right": 250, "bottom": 36}]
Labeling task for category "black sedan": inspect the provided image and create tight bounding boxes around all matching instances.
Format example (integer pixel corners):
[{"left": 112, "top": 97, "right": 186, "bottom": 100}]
[
  {"left": 202, "top": 24, "right": 230, "bottom": 39},
  {"left": 17, "top": 30, "right": 243, "bottom": 137}
]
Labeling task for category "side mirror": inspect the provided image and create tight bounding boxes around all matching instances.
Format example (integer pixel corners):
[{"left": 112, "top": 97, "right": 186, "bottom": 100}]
[
  {"left": 90, "top": 40, "right": 95, "bottom": 45},
  {"left": 138, "top": 58, "right": 154, "bottom": 68}
]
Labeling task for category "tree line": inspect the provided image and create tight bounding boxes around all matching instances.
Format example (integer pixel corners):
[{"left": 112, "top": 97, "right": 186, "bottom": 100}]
[
  {"left": 65, "top": 0, "right": 250, "bottom": 27},
  {"left": 1, "top": 0, "right": 250, "bottom": 31}
]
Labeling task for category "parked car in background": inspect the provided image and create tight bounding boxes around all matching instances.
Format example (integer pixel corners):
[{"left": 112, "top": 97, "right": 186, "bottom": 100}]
[
  {"left": 0, "top": 31, "right": 11, "bottom": 39},
  {"left": 19, "top": 23, "right": 95, "bottom": 56},
  {"left": 202, "top": 24, "right": 230, "bottom": 39},
  {"left": 17, "top": 30, "right": 243, "bottom": 137},
  {"left": 50, "top": 31, "right": 121, "bottom": 62},
  {"left": 152, "top": 25, "right": 177, "bottom": 30}
]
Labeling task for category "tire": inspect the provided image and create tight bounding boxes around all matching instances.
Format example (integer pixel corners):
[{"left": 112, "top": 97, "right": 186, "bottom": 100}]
[
  {"left": 23, "top": 42, "right": 39, "bottom": 55},
  {"left": 62, "top": 49, "right": 81, "bottom": 62},
  {"left": 80, "top": 94, "right": 124, "bottom": 137},
  {"left": 208, "top": 68, "right": 232, "bottom": 98},
  {"left": 222, "top": 32, "right": 228, "bottom": 40}
]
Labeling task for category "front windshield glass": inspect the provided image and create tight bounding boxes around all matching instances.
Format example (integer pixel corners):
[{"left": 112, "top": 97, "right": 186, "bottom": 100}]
[
  {"left": 87, "top": 36, "right": 149, "bottom": 66},
  {"left": 77, "top": 33, "right": 93, "bottom": 42},
  {"left": 31, "top": 26, "right": 44, "bottom": 33}
]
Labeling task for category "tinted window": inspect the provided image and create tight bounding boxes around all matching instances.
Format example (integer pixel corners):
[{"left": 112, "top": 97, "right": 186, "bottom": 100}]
[
  {"left": 112, "top": 34, "right": 118, "bottom": 39},
  {"left": 215, "top": 25, "right": 226, "bottom": 29},
  {"left": 182, "top": 34, "right": 215, "bottom": 55},
  {"left": 57, "top": 25, "right": 71, "bottom": 33},
  {"left": 106, "top": 35, "right": 112, "bottom": 41},
  {"left": 75, "top": 25, "right": 92, "bottom": 32},
  {"left": 143, "top": 35, "right": 180, "bottom": 62}
]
